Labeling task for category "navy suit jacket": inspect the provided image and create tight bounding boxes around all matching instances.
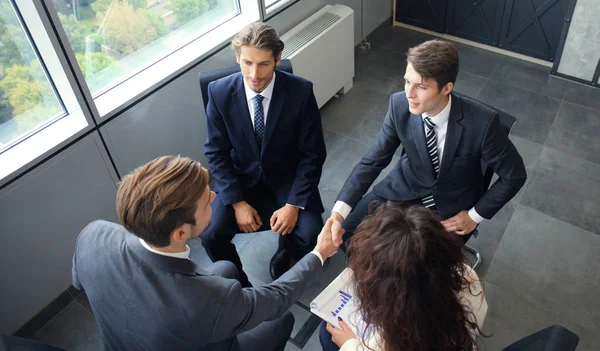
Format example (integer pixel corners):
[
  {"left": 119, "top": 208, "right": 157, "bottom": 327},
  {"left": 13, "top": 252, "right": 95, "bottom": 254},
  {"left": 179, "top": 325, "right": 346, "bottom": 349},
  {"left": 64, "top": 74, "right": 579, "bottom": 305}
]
[
  {"left": 204, "top": 70, "right": 326, "bottom": 212},
  {"left": 72, "top": 221, "right": 323, "bottom": 351},
  {"left": 337, "top": 92, "right": 527, "bottom": 220}
]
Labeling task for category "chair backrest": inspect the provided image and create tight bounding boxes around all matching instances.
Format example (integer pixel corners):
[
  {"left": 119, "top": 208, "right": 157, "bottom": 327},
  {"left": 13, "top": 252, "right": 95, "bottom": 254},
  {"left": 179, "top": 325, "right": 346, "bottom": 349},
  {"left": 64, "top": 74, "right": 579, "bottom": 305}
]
[
  {"left": 502, "top": 325, "right": 579, "bottom": 351},
  {"left": 451, "top": 92, "right": 517, "bottom": 191},
  {"left": 197, "top": 59, "right": 293, "bottom": 111}
]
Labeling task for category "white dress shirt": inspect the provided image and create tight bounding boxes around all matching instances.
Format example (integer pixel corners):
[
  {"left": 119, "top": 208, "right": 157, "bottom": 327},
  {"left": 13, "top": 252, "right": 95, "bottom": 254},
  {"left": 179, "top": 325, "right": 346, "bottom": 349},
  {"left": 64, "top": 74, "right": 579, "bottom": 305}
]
[
  {"left": 244, "top": 72, "right": 276, "bottom": 130},
  {"left": 332, "top": 95, "right": 485, "bottom": 224},
  {"left": 139, "top": 238, "right": 190, "bottom": 259}
]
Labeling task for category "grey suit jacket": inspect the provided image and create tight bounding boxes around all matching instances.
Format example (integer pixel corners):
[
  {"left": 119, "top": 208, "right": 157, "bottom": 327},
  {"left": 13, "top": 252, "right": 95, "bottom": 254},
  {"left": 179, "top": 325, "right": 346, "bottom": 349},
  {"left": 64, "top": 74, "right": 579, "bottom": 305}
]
[
  {"left": 337, "top": 92, "right": 527, "bottom": 220},
  {"left": 72, "top": 220, "right": 323, "bottom": 351}
]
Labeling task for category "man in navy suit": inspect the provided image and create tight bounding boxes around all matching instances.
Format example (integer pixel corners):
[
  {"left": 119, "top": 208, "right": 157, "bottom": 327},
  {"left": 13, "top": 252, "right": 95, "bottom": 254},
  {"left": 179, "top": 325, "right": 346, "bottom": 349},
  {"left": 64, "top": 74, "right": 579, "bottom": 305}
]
[
  {"left": 203, "top": 23, "right": 326, "bottom": 286},
  {"left": 330, "top": 40, "right": 527, "bottom": 246}
]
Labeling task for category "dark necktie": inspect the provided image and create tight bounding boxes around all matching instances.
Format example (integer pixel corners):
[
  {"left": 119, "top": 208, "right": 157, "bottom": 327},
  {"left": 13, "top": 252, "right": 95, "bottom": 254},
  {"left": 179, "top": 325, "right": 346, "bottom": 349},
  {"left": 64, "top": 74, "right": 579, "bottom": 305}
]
[
  {"left": 254, "top": 94, "right": 265, "bottom": 147},
  {"left": 422, "top": 116, "right": 439, "bottom": 208}
]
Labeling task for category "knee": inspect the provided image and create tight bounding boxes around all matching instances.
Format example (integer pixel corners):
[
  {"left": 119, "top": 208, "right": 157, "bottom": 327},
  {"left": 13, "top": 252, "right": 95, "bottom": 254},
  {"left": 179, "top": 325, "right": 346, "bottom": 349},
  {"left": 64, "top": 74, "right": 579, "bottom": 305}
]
[{"left": 213, "top": 260, "right": 239, "bottom": 280}]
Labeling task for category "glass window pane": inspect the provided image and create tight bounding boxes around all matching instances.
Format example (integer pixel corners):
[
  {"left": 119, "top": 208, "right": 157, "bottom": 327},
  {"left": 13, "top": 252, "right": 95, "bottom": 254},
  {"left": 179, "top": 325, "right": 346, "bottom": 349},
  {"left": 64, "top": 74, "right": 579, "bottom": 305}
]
[
  {"left": 0, "top": 0, "right": 64, "bottom": 150},
  {"left": 53, "top": 0, "right": 239, "bottom": 96}
]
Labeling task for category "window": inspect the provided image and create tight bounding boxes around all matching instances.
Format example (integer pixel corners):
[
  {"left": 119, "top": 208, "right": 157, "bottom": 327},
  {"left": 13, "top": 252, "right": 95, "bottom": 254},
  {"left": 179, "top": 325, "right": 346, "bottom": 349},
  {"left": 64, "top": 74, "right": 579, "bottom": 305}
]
[
  {"left": 264, "top": 0, "right": 295, "bottom": 18},
  {"left": 53, "top": 0, "right": 240, "bottom": 97},
  {"left": 0, "top": 1, "right": 64, "bottom": 151}
]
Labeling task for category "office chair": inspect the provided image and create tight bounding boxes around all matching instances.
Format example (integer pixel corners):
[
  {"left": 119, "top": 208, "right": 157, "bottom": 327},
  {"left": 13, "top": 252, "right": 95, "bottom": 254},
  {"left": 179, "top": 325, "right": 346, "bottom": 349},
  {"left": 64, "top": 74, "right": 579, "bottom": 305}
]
[
  {"left": 503, "top": 325, "right": 579, "bottom": 351},
  {"left": 198, "top": 59, "right": 293, "bottom": 110},
  {"left": 454, "top": 93, "right": 517, "bottom": 271},
  {"left": 0, "top": 334, "right": 66, "bottom": 350}
]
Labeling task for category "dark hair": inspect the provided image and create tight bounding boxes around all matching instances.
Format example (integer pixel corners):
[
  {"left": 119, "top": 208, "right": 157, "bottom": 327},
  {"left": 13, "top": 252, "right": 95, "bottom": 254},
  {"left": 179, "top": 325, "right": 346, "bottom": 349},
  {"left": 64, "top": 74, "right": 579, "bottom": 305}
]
[
  {"left": 347, "top": 202, "right": 479, "bottom": 350},
  {"left": 232, "top": 22, "right": 285, "bottom": 60},
  {"left": 116, "top": 156, "right": 209, "bottom": 247},
  {"left": 407, "top": 40, "right": 459, "bottom": 91}
]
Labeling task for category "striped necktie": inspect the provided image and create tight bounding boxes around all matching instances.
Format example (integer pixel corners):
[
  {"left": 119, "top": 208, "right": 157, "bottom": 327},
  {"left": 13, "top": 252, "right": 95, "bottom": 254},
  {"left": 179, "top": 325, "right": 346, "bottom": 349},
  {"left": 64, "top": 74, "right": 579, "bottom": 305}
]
[{"left": 422, "top": 116, "right": 439, "bottom": 208}]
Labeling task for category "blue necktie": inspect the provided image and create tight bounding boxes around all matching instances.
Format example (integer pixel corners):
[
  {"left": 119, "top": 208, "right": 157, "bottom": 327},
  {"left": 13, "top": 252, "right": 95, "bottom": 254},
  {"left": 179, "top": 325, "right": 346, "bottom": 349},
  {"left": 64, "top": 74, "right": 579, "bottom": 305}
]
[
  {"left": 254, "top": 95, "right": 265, "bottom": 147},
  {"left": 422, "top": 117, "right": 438, "bottom": 208}
]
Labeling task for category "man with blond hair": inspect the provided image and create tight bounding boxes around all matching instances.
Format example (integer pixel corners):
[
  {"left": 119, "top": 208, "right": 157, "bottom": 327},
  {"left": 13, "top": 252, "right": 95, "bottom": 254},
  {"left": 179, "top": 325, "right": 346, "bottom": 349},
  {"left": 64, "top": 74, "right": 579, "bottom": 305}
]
[
  {"left": 72, "top": 155, "right": 340, "bottom": 351},
  {"left": 203, "top": 22, "right": 326, "bottom": 285}
]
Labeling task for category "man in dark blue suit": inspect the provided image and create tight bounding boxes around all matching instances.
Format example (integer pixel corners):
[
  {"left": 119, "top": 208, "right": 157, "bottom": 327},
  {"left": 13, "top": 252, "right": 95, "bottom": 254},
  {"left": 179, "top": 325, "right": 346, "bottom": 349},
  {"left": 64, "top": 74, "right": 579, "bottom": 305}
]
[
  {"left": 330, "top": 40, "right": 527, "bottom": 247},
  {"left": 203, "top": 23, "right": 326, "bottom": 286}
]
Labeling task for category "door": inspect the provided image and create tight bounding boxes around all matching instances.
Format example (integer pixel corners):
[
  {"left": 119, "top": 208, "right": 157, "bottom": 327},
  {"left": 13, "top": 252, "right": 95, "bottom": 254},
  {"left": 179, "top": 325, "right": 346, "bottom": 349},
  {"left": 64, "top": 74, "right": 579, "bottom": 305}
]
[
  {"left": 498, "top": 0, "right": 572, "bottom": 61},
  {"left": 445, "top": 0, "right": 506, "bottom": 46},
  {"left": 395, "top": 0, "right": 449, "bottom": 33}
]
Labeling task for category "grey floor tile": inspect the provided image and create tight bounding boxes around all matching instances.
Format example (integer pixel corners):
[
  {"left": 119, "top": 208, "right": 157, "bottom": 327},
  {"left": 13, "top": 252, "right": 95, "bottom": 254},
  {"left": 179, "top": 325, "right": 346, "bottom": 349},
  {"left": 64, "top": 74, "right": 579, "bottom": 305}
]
[
  {"left": 298, "top": 251, "right": 347, "bottom": 307},
  {"left": 502, "top": 135, "right": 543, "bottom": 204},
  {"left": 482, "top": 205, "right": 600, "bottom": 349},
  {"left": 564, "top": 82, "right": 600, "bottom": 112},
  {"left": 520, "top": 146, "right": 600, "bottom": 233},
  {"left": 466, "top": 201, "right": 516, "bottom": 278},
  {"left": 453, "top": 42, "right": 509, "bottom": 78},
  {"left": 354, "top": 46, "right": 405, "bottom": 96},
  {"left": 453, "top": 71, "right": 488, "bottom": 98},
  {"left": 490, "top": 58, "right": 569, "bottom": 99},
  {"left": 318, "top": 186, "right": 338, "bottom": 217},
  {"left": 478, "top": 281, "right": 599, "bottom": 351},
  {"left": 321, "top": 85, "right": 388, "bottom": 136},
  {"left": 546, "top": 102, "right": 600, "bottom": 166},
  {"left": 289, "top": 304, "right": 312, "bottom": 339},
  {"left": 365, "top": 95, "right": 390, "bottom": 123},
  {"left": 323, "top": 130, "right": 347, "bottom": 156},
  {"left": 237, "top": 230, "right": 279, "bottom": 286},
  {"left": 478, "top": 80, "right": 561, "bottom": 144},
  {"left": 349, "top": 117, "right": 384, "bottom": 146},
  {"left": 33, "top": 301, "right": 102, "bottom": 351},
  {"left": 369, "top": 24, "right": 438, "bottom": 55},
  {"left": 320, "top": 139, "right": 370, "bottom": 193},
  {"left": 75, "top": 293, "right": 93, "bottom": 315}
]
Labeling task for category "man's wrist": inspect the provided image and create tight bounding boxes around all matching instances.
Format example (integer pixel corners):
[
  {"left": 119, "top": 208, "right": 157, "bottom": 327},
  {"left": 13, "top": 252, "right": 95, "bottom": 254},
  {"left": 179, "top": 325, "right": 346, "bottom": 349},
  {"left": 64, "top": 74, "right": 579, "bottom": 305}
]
[
  {"left": 232, "top": 201, "right": 247, "bottom": 210},
  {"left": 285, "top": 204, "right": 301, "bottom": 213},
  {"left": 330, "top": 211, "right": 344, "bottom": 223}
]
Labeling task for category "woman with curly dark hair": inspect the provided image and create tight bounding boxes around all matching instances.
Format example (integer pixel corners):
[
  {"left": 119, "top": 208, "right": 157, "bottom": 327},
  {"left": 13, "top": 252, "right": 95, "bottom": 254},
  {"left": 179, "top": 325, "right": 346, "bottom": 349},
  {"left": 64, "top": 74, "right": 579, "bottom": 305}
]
[{"left": 320, "top": 202, "right": 487, "bottom": 351}]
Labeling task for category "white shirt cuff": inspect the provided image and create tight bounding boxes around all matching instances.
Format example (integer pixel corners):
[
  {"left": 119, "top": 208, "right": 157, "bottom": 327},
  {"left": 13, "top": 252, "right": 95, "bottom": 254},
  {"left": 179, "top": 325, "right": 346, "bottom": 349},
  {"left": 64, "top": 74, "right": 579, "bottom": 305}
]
[
  {"left": 310, "top": 250, "right": 324, "bottom": 265},
  {"left": 332, "top": 201, "right": 352, "bottom": 220},
  {"left": 286, "top": 203, "right": 305, "bottom": 210},
  {"left": 340, "top": 338, "right": 361, "bottom": 351},
  {"left": 468, "top": 207, "right": 486, "bottom": 224}
]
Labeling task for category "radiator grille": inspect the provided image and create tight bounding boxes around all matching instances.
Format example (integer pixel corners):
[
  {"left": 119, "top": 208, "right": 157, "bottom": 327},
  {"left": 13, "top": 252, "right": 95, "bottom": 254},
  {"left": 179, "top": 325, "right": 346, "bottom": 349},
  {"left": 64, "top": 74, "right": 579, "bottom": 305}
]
[{"left": 282, "top": 12, "right": 342, "bottom": 59}]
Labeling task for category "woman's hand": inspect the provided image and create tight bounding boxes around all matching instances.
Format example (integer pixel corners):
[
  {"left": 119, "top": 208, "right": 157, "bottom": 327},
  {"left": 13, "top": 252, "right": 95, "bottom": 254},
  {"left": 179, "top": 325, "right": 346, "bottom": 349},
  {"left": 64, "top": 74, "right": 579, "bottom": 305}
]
[{"left": 326, "top": 318, "right": 357, "bottom": 347}]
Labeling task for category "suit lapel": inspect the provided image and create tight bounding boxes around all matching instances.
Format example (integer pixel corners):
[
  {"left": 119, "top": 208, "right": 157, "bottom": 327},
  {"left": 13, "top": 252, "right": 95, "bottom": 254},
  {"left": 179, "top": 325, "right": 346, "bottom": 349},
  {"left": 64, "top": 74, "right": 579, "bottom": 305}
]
[
  {"left": 410, "top": 113, "right": 435, "bottom": 180},
  {"left": 232, "top": 76, "right": 260, "bottom": 158},
  {"left": 261, "top": 71, "right": 286, "bottom": 156},
  {"left": 438, "top": 94, "right": 464, "bottom": 179}
]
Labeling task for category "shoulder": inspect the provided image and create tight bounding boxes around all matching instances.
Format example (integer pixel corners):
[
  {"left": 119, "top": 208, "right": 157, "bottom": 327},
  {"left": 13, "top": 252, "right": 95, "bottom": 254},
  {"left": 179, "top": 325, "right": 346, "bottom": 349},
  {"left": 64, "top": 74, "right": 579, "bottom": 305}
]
[
  {"left": 453, "top": 93, "right": 497, "bottom": 124},
  {"left": 76, "top": 220, "right": 127, "bottom": 252},
  {"left": 277, "top": 70, "right": 313, "bottom": 92},
  {"left": 209, "top": 72, "right": 242, "bottom": 93}
]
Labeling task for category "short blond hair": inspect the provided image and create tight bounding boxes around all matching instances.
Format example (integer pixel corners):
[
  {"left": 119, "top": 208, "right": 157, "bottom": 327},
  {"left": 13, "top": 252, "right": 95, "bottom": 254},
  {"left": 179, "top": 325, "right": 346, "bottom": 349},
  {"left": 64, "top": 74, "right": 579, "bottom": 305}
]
[
  {"left": 116, "top": 156, "right": 209, "bottom": 247},
  {"left": 232, "top": 22, "right": 284, "bottom": 59}
]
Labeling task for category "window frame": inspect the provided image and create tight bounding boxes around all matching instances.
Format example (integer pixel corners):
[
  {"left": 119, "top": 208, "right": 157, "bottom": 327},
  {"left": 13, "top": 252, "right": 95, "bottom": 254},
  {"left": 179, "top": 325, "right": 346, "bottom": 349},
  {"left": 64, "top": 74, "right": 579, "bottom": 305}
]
[
  {"left": 0, "top": 0, "right": 93, "bottom": 187},
  {"left": 262, "top": 0, "right": 299, "bottom": 20}
]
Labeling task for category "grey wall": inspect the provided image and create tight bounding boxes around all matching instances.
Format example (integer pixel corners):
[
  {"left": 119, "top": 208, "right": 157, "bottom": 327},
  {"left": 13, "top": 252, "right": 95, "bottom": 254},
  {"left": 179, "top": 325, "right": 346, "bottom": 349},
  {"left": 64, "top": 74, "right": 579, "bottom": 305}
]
[
  {"left": 0, "top": 133, "right": 119, "bottom": 333},
  {"left": 557, "top": 0, "right": 600, "bottom": 81},
  {"left": 0, "top": 0, "right": 392, "bottom": 334}
]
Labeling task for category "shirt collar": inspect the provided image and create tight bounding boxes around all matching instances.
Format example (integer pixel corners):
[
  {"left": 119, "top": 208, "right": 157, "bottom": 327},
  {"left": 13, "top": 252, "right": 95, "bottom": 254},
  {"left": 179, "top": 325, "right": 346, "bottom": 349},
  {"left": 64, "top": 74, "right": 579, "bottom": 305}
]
[
  {"left": 422, "top": 94, "right": 452, "bottom": 128},
  {"left": 244, "top": 71, "right": 276, "bottom": 102},
  {"left": 139, "top": 238, "right": 190, "bottom": 260}
]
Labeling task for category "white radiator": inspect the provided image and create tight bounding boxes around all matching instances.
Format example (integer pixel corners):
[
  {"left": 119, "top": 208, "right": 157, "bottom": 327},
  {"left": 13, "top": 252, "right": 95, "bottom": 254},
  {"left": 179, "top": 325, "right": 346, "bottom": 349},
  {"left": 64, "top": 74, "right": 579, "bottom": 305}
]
[{"left": 280, "top": 5, "right": 354, "bottom": 108}]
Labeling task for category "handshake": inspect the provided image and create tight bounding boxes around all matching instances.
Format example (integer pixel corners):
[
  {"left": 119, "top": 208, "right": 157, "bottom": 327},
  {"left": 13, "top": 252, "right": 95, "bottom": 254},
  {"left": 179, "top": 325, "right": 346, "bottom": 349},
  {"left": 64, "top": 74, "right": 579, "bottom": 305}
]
[{"left": 314, "top": 215, "right": 345, "bottom": 261}]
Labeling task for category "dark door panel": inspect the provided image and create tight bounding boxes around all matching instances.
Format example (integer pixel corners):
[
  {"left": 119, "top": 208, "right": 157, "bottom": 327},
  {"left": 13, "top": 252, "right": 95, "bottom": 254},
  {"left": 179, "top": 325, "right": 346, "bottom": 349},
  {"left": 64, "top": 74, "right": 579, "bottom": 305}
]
[
  {"left": 395, "top": 0, "right": 449, "bottom": 32},
  {"left": 498, "top": 0, "right": 571, "bottom": 61},
  {"left": 445, "top": 0, "right": 506, "bottom": 46}
]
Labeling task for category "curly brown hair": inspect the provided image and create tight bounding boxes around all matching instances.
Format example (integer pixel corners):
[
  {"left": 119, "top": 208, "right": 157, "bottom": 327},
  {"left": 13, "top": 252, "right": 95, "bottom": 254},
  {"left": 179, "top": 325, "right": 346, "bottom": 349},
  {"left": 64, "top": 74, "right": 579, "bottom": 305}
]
[{"left": 347, "top": 202, "right": 479, "bottom": 350}]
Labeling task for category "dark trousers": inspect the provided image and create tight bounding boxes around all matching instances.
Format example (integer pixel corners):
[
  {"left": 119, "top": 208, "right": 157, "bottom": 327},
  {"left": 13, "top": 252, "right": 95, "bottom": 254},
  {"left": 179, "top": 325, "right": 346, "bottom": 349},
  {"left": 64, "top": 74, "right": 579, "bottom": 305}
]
[
  {"left": 208, "top": 261, "right": 294, "bottom": 351},
  {"left": 341, "top": 191, "right": 472, "bottom": 250},
  {"left": 201, "top": 181, "right": 323, "bottom": 286}
]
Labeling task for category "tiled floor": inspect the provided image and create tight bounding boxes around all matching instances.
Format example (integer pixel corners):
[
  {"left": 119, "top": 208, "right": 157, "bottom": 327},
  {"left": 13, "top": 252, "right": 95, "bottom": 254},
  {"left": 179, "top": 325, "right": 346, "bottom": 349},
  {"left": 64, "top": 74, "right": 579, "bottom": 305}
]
[{"left": 32, "top": 23, "right": 600, "bottom": 350}]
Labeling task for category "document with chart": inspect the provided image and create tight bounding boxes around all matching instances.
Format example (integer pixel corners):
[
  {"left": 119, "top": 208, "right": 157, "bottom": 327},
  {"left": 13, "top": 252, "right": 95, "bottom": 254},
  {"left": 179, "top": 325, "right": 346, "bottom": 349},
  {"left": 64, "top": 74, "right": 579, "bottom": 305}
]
[{"left": 310, "top": 268, "right": 365, "bottom": 336}]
